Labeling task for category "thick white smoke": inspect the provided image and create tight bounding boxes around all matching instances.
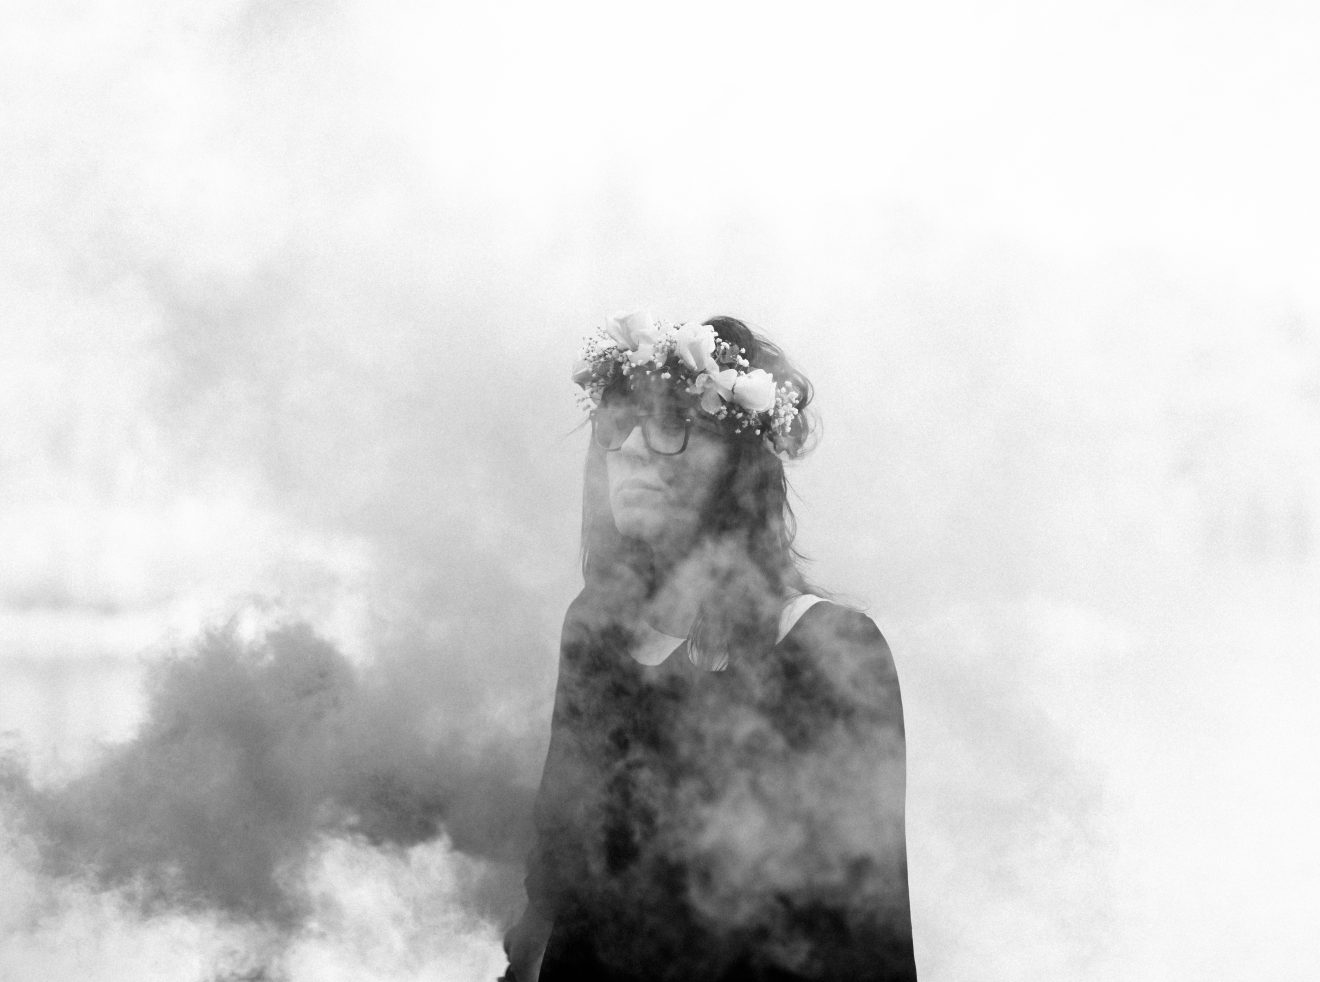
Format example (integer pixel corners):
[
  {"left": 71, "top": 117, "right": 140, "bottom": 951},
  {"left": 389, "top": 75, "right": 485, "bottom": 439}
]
[{"left": 3, "top": 1, "right": 1318, "bottom": 980}]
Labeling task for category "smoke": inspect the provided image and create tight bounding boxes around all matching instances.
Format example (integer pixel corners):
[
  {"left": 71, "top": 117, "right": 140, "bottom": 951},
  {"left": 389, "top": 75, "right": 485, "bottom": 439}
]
[
  {"left": 0, "top": 613, "right": 533, "bottom": 977},
  {"left": 897, "top": 600, "right": 1111, "bottom": 980},
  {"left": 0, "top": 813, "right": 508, "bottom": 981},
  {"left": 4, "top": 0, "right": 1319, "bottom": 978}
]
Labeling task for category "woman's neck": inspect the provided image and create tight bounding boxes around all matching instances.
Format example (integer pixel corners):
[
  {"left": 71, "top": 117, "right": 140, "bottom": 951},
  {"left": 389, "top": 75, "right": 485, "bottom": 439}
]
[
  {"left": 642, "top": 573, "right": 703, "bottom": 637},
  {"left": 640, "top": 548, "right": 796, "bottom": 638},
  {"left": 637, "top": 536, "right": 701, "bottom": 636}
]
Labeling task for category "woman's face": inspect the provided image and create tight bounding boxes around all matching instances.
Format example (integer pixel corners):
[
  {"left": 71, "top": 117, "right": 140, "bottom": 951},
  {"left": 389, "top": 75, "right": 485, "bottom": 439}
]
[{"left": 603, "top": 388, "right": 732, "bottom": 551}]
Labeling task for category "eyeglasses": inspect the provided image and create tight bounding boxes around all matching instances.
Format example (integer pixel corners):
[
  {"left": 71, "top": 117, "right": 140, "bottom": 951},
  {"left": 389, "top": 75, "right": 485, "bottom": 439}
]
[{"left": 591, "top": 405, "right": 721, "bottom": 455}]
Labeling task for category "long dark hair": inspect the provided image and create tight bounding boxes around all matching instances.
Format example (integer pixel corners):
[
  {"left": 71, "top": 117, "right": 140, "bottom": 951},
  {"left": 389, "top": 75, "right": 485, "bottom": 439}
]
[{"left": 578, "top": 316, "right": 817, "bottom": 667}]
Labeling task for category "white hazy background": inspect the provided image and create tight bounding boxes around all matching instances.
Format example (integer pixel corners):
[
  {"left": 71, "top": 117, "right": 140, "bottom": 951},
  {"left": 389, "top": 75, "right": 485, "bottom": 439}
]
[{"left": 2, "top": 1, "right": 1318, "bottom": 980}]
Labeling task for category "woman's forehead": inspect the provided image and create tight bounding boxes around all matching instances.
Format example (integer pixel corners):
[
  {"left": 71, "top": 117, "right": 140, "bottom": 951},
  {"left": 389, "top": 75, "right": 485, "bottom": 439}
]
[{"left": 605, "top": 376, "right": 692, "bottom": 411}]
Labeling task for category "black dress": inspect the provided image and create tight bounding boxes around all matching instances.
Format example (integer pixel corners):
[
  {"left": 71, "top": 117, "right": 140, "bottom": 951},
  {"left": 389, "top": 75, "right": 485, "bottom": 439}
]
[{"left": 522, "top": 593, "right": 918, "bottom": 982}]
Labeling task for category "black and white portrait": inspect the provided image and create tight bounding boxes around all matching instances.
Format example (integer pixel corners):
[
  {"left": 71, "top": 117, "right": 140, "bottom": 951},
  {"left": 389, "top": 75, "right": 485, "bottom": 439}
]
[{"left": 1, "top": 3, "right": 1316, "bottom": 980}]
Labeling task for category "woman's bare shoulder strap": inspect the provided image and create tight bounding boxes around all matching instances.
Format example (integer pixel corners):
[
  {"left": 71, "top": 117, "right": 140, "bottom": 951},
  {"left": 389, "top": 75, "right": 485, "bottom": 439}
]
[{"left": 776, "top": 593, "right": 826, "bottom": 643}]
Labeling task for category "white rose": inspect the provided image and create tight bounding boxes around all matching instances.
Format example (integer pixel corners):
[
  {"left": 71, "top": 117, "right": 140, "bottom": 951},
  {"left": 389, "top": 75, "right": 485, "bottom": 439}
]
[
  {"left": 691, "top": 373, "right": 725, "bottom": 414},
  {"left": 672, "top": 321, "right": 717, "bottom": 373},
  {"left": 731, "top": 369, "right": 776, "bottom": 413},
  {"left": 627, "top": 341, "right": 659, "bottom": 366},
  {"left": 570, "top": 358, "right": 594, "bottom": 385},
  {"left": 604, "top": 309, "right": 660, "bottom": 351},
  {"left": 712, "top": 368, "right": 739, "bottom": 400}
]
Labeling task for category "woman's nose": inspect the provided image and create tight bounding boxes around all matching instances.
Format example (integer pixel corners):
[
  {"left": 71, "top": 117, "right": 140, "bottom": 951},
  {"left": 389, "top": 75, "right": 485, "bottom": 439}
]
[{"left": 619, "top": 421, "right": 650, "bottom": 457}]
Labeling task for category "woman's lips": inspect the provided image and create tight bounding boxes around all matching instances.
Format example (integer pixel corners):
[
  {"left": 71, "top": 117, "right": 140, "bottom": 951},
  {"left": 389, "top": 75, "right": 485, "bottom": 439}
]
[{"left": 615, "top": 478, "right": 665, "bottom": 496}]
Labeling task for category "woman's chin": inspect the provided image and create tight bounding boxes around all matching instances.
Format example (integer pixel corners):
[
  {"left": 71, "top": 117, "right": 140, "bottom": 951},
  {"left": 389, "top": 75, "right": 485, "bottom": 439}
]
[
  {"left": 611, "top": 509, "right": 665, "bottom": 545},
  {"left": 612, "top": 510, "right": 705, "bottom": 557}
]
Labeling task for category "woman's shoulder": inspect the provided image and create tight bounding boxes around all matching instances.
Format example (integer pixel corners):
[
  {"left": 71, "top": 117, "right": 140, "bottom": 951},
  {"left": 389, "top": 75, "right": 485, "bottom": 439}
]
[
  {"left": 780, "top": 599, "right": 902, "bottom": 704},
  {"left": 785, "top": 598, "right": 892, "bottom": 656},
  {"left": 558, "top": 589, "right": 636, "bottom": 665},
  {"left": 562, "top": 588, "right": 594, "bottom": 625}
]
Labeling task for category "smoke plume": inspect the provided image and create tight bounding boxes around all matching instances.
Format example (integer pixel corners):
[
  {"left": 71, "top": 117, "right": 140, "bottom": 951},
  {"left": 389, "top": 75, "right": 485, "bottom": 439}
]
[{"left": 1, "top": 615, "right": 534, "bottom": 949}]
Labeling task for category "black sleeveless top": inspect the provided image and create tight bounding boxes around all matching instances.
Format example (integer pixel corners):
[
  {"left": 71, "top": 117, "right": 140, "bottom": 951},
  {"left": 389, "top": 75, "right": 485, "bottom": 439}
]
[{"left": 524, "top": 593, "right": 918, "bottom": 982}]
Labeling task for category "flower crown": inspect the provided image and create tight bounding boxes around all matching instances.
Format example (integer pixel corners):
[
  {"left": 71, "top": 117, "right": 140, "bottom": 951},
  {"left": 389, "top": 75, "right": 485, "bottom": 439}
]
[{"left": 571, "top": 310, "right": 803, "bottom": 456}]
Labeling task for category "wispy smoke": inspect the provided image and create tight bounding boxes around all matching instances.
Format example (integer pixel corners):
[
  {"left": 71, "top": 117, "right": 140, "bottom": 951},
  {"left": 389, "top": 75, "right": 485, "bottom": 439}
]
[
  {"left": 1, "top": 616, "right": 533, "bottom": 942},
  {"left": 4, "top": 0, "right": 1319, "bottom": 978}
]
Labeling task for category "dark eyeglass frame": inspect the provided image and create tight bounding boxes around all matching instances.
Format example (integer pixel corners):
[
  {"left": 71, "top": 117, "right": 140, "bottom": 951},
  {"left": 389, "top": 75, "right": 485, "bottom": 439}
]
[{"left": 591, "top": 407, "right": 724, "bottom": 456}]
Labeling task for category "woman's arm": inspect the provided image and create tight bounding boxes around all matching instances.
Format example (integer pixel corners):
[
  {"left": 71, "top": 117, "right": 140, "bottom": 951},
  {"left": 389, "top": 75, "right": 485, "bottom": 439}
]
[
  {"left": 502, "top": 905, "right": 552, "bottom": 982},
  {"left": 505, "top": 597, "right": 594, "bottom": 979},
  {"left": 773, "top": 604, "right": 918, "bottom": 981}
]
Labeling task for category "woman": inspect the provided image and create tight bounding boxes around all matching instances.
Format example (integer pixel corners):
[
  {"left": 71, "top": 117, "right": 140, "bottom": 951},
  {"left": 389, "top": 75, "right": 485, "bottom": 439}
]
[{"left": 504, "top": 312, "right": 917, "bottom": 981}]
